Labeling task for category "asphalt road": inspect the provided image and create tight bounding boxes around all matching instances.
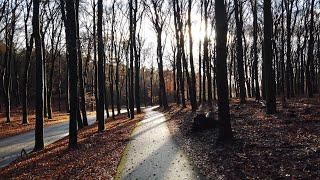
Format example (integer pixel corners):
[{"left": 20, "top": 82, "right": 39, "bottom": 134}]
[
  {"left": 0, "top": 109, "right": 128, "bottom": 168},
  {"left": 118, "top": 107, "right": 203, "bottom": 180}
]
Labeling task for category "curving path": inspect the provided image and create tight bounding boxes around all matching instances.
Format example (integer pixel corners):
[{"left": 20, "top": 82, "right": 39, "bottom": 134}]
[
  {"left": 0, "top": 109, "right": 128, "bottom": 168},
  {"left": 117, "top": 107, "right": 203, "bottom": 180}
]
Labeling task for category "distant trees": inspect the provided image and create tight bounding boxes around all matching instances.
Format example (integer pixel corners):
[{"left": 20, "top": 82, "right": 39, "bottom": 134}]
[
  {"left": 202, "top": 0, "right": 212, "bottom": 105},
  {"left": 306, "top": 0, "right": 316, "bottom": 98},
  {"left": 22, "top": 0, "right": 33, "bottom": 124},
  {"left": 187, "top": 0, "right": 197, "bottom": 111},
  {"left": 144, "top": 0, "right": 169, "bottom": 109},
  {"left": 1, "top": 0, "right": 320, "bottom": 148},
  {"left": 3, "top": 0, "right": 19, "bottom": 124},
  {"left": 172, "top": 0, "right": 197, "bottom": 111},
  {"left": 75, "top": 0, "right": 88, "bottom": 126},
  {"left": 172, "top": 0, "right": 185, "bottom": 107},
  {"left": 234, "top": 0, "right": 246, "bottom": 104},
  {"left": 250, "top": 0, "right": 260, "bottom": 101},
  {"left": 47, "top": 5, "right": 62, "bottom": 120}
]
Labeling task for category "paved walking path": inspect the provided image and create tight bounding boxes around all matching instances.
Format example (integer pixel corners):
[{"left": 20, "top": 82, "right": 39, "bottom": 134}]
[
  {"left": 0, "top": 109, "right": 128, "bottom": 168},
  {"left": 117, "top": 107, "right": 203, "bottom": 180}
]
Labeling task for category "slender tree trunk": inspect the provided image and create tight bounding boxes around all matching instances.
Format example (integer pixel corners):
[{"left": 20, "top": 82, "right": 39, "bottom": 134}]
[
  {"left": 61, "top": 0, "right": 79, "bottom": 148},
  {"left": 93, "top": 0, "right": 98, "bottom": 112},
  {"left": 150, "top": 66, "right": 153, "bottom": 106},
  {"left": 125, "top": 48, "right": 130, "bottom": 118},
  {"left": 33, "top": 0, "right": 44, "bottom": 151},
  {"left": 4, "top": 3, "right": 16, "bottom": 123},
  {"left": 47, "top": 22, "right": 62, "bottom": 120},
  {"left": 285, "top": 1, "right": 294, "bottom": 98},
  {"left": 198, "top": 42, "right": 202, "bottom": 104},
  {"left": 157, "top": 31, "right": 168, "bottom": 109},
  {"left": 280, "top": 0, "right": 286, "bottom": 104},
  {"left": 109, "top": 64, "right": 115, "bottom": 119},
  {"left": 203, "top": 0, "right": 212, "bottom": 105},
  {"left": 251, "top": 0, "right": 260, "bottom": 100},
  {"left": 264, "top": 0, "right": 277, "bottom": 114},
  {"left": 22, "top": 36, "right": 33, "bottom": 124},
  {"left": 188, "top": 0, "right": 197, "bottom": 111},
  {"left": 215, "top": 0, "right": 233, "bottom": 142},
  {"left": 133, "top": 0, "right": 141, "bottom": 114},
  {"left": 306, "top": 0, "right": 315, "bottom": 98},
  {"left": 116, "top": 60, "right": 121, "bottom": 115},
  {"left": 129, "top": 0, "right": 135, "bottom": 119},
  {"left": 76, "top": 0, "right": 88, "bottom": 126},
  {"left": 234, "top": 0, "right": 246, "bottom": 103},
  {"left": 41, "top": 34, "right": 48, "bottom": 118},
  {"left": 173, "top": 0, "right": 184, "bottom": 107},
  {"left": 58, "top": 54, "right": 62, "bottom": 112},
  {"left": 97, "top": 0, "right": 105, "bottom": 132}
]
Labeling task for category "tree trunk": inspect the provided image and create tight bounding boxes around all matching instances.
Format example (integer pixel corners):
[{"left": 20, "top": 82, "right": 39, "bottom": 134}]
[
  {"left": 76, "top": 0, "right": 88, "bottom": 126},
  {"left": 157, "top": 31, "right": 168, "bottom": 109},
  {"left": 22, "top": 35, "right": 33, "bottom": 124},
  {"left": 198, "top": 42, "right": 202, "bottom": 104},
  {"left": 263, "top": 0, "right": 277, "bottom": 114},
  {"left": 129, "top": 0, "right": 135, "bottom": 119},
  {"left": 187, "top": 0, "right": 197, "bottom": 111},
  {"left": 33, "top": 0, "right": 44, "bottom": 151},
  {"left": 96, "top": 0, "right": 105, "bottom": 132},
  {"left": 285, "top": 0, "right": 294, "bottom": 98},
  {"left": 41, "top": 34, "right": 48, "bottom": 118},
  {"left": 234, "top": 0, "right": 246, "bottom": 103},
  {"left": 306, "top": 0, "right": 315, "bottom": 98},
  {"left": 251, "top": 0, "right": 260, "bottom": 100},
  {"left": 215, "top": 0, "right": 233, "bottom": 142},
  {"left": 62, "top": 0, "right": 80, "bottom": 148},
  {"left": 203, "top": 0, "right": 212, "bottom": 105}
]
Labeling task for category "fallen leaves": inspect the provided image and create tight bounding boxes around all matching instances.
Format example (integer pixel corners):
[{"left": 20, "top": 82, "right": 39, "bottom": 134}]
[
  {"left": 0, "top": 113, "right": 145, "bottom": 179},
  {"left": 165, "top": 98, "right": 320, "bottom": 179}
]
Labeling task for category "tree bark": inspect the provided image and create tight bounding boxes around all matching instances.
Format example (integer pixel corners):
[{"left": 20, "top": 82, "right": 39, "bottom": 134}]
[
  {"left": 263, "top": 0, "right": 277, "bottom": 114},
  {"left": 234, "top": 0, "right": 246, "bottom": 103},
  {"left": 187, "top": 0, "right": 197, "bottom": 111},
  {"left": 62, "top": 0, "right": 80, "bottom": 148},
  {"left": 250, "top": 0, "right": 260, "bottom": 100},
  {"left": 97, "top": 0, "right": 105, "bottom": 132},
  {"left": 33, "top": 0, "right": 44, "bottom": 151},
  {"left": 306, "top": 0, "right": 315, "bottom": 98},
  {"left": 129, "top": 0, "right": 135, "bottom": 119},
  {"left": 215, "top": 0, "right": 233, "bottom": 142},
  {"left": 76, "top": 0, "right": 88, "bottom": 126}
]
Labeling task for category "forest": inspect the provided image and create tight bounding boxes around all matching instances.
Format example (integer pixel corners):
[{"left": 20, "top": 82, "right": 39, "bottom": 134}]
[{"left": 0, "top": 0, "right": 319, "bottom": 179}]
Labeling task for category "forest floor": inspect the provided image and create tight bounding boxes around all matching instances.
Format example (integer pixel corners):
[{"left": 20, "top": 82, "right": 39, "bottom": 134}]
[
  {"left": 0, "top": 113, "right": 145, "bottom": 179},
  {"left": 164, "top": 97, "right": 320, "bottom": 179},
  {"left": 0, "top": 109, "right": 96, "bottom": 139}
]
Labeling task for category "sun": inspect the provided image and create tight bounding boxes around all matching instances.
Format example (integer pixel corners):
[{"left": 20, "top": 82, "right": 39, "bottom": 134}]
[{"left": 190, "top": 12, "right": 215, "bottom": 43}]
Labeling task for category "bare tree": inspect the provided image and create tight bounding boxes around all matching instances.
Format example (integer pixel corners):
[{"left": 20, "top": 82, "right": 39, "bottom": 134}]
[
  {"left": 144, "top": 0, "right": 169, "bottom": 109},
  {"left": 215, "top": 0, "right": 233, "bottom": 142},
  {"left": 97, "top": 0, "right": 105, "bottom": 131},
  {"left": 61, "top": 0, "right": 79, "bottom": 148},
  {"left": 33, "top": 0, "right": 44, "bottom": 151},
  {"left": 21, "top": 0, "right": 33, "bottom": 124},
  {"left": 263, "top": 0, "right": 276, "bottom": 114}
]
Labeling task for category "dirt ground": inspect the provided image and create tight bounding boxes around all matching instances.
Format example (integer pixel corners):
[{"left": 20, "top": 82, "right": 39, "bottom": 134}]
[{"left": 165, "top": 97, "right": 320, "bottom": 179}]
